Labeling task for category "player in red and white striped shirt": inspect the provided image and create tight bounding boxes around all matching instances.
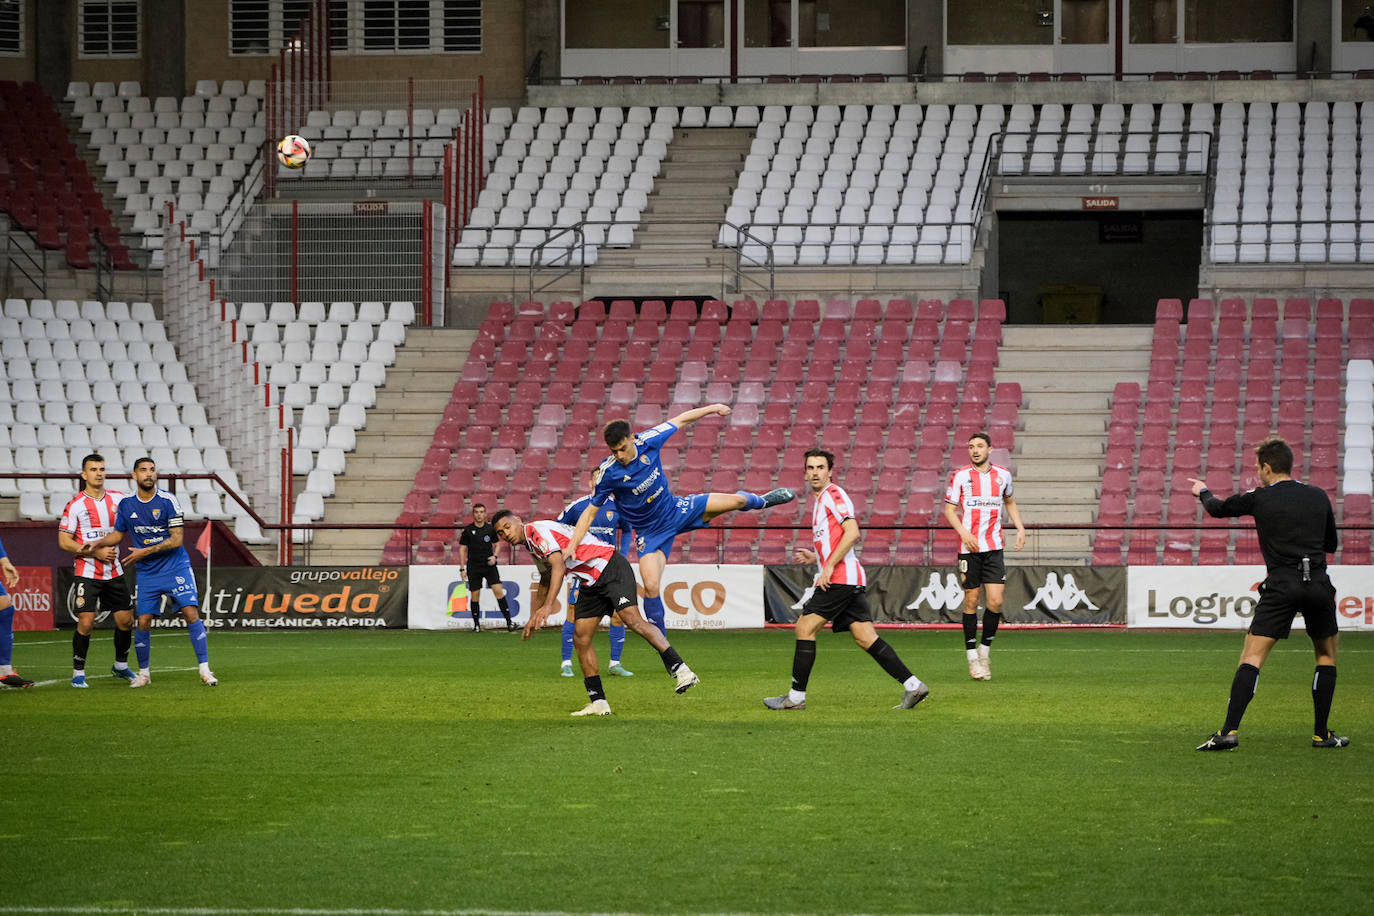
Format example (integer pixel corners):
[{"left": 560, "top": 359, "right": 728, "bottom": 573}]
[
  {"left": 492, "top": 510, "right": 699, "bottom": 716},
  {"left": 57, "top": 453, "right": 137, "bottom": 688},
  {"left": 763, "top": 448, "right": 929, "bottom": 711},
  {"left": 944, "top": 432, "right": 1026, "bottom": 682}
]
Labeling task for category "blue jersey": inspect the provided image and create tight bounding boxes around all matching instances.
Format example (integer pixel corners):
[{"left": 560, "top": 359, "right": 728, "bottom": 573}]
[
  {"left": 591, "top": 422, "right": 680, "bottom": 530},
  {"left": 558, "top": 494, "right": 633, "bottom": 553},
  {"left": 114, "top": 489, "right": 191, "bottom": 578},
  {"left": 0, "top": 533, "right": 8, "bottom": 597}
]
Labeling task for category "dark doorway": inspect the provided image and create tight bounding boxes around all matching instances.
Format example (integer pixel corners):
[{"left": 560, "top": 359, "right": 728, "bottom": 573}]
[{"left": 996, "top": 210, "right": 1203, "bottom": 324}]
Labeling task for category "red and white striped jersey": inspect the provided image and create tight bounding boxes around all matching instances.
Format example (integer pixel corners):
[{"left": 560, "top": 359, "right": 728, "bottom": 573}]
[
  {"left": 945, "top": 464, "right": 1015, "bottom": 553},
  {"left": 523, "top": 520, "right": 617, "bottom": 585},
  {"left": 811, "top": 483, "right": 865, "bottom": 587},
  {"left": 60, "top": 489, "right": 126, "bottom": 580}
]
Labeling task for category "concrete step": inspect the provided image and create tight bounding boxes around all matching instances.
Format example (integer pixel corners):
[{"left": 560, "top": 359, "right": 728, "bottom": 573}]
[
  {"left": 1016, "top": 412, "right": 1105, "bottom": 435},
  {"left": 998, "top": 349, "right": 1152, "bottom": 374}
]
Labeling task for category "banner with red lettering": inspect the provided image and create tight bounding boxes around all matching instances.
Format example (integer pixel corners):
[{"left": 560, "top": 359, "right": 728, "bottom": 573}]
[
  {"left": 1127, "top": 566, "right": 1374, "bottom": 630},
  {"left": 407, "top": 565, "right": 764, "bottom": 630}
]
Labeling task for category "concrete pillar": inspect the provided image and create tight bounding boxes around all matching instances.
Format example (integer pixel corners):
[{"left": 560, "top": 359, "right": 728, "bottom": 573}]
[
  {"left": 143, "top": 0, "right": 185, "bottom": 97},
  {"left": 908, "top": 0, "right": 943, "bottom": 77},
  {"left": 525, "top": 0, "right": 560, "bottom": 92},
  {"left": 1295, "top": 0, "right": 1332, "bottom": 74},
  {"left": 34, "top": 0, "right": 70, "bottom": 98}
]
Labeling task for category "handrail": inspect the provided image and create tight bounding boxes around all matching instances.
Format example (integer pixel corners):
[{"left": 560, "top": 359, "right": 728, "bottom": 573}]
[{"left": 4, "top": 220, "right": 49, "bottom": 296}]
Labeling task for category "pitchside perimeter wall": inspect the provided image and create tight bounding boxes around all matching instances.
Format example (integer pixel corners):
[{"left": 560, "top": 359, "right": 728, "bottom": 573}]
[{"left": 12, "top": 563, "right": 1374, "bottom": 633}]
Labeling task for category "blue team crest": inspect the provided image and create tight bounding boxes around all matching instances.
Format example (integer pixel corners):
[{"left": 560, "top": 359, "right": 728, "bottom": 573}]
[
  {"left": 640, "top": 455, "right": 649, "bottom": 464},
  {"left": 606, "top": 510, "right": 614, "bottom": 521},
  {"left": 152, "top": 508, "right": 161, "bottom": 519}
]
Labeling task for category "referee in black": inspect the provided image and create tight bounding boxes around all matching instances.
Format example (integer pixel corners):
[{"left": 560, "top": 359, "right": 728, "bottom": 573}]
[
  {"left": 1189, "top": 437, "right": 1348, "bottom": 751},
  {"left": 458, "top": 503, "right": 515, "bottom": 632}
]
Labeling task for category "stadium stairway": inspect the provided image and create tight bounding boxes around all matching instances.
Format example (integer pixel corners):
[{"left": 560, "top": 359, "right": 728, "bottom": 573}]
[
  {"left": 995, "top": 325, "right": 1152, "bottom": 561},
  {"left": 592, "top": 127, "right": 751, "bottom": 292},
  {"left": 306, "top": 327, "right": 475, "bottom": 564}
]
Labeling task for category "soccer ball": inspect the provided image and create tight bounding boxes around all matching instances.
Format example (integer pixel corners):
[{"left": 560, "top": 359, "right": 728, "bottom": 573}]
[{"left": 276, "top": 134, "right": 311, "bottom": 169}]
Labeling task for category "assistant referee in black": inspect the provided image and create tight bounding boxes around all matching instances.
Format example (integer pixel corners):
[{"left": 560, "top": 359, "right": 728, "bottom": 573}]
[{"left": 1188, "top": 437, "right": 1348, "bottom": 751}]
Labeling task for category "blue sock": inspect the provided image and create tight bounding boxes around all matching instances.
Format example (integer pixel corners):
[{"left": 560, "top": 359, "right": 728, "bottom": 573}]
[
  {"left": 610, "top": 624, "right": 626, "bottom": 664},
  {"left": 188, "top": 619, "right": 209, "bottom": 664},
  {"left": 561, "top": 620, "right": 575, "bottom": 663},
  {"left": 0, "top": 606, "right": 13, "bottom": 666},
  {"left": 643, "top": 595, "right": 666, "bottom": 634},
  {"left": 738, "top": 490, "right": 765, "bottom": 510},
  {"left": 135, "top": 629, "right": 151, "bottom": 669}
]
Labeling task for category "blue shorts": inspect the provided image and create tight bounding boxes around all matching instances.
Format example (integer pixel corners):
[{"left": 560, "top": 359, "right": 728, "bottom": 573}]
[
  {"left": 134, "top": 564, "right": 200, "bottom": 616},
  {"left": 633, "top": 493, "right": 711, "bottom": 560}
]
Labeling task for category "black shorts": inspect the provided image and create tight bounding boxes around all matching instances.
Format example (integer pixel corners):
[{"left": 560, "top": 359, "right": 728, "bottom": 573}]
[
  {"left": 1250, "top": 571, "right": 1338, "bottom": 640},
  {"left": 801, "top": 583, "right": 873, "bottom": 633},
  {"left": 573, "top": 552, "right": 639, "bottom": 621},
  {"left": 466, "top": 564, "right": 502, "bottom": 591},
  {"left": 73, "top": 576, "right": 133, "bottom": 616},
  {"left": 958, "top": 550, "right": 1006, "bottom": 589}
]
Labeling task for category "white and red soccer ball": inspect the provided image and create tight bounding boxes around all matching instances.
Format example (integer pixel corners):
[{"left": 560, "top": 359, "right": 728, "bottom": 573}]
[{"left": 276, "top": 134, "right": 312, "bottom": 169}]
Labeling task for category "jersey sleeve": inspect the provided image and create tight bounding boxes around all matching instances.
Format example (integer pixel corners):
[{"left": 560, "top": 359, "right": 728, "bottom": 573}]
[
  {"left": 166, "top": 493, "right": 185, "bottom": 527},
  {"left": 589, "top": 464, "right": 616, "bottom": 508},
  {"left": 637, "top": 421, "right": 677, "bottom": 451},
  {"left": 1002, "top": 471, "right": 1014, "bottom": 499},
  {"left": 59, "top": 499, "right": 80, "bottom": 535},
  {"left": 0, "top": 534, "right": 6, "bottom": 559},
  {"left": 114, "top": 504, "right": 130, "bottom": 533},
  {"left": 944, "top": 471, "right": 961, "bottom": 505},
  {"left": 823, "top": 488, "right": 855, "bottom": 523},
  {"left": 526, "top": 522, "right": 559, "bottom": 558},
  {"left": 1324, "top": 498, "right": 1339, "bottom": 554},
  {"left": 556, "top": 499, "right": 585, "bottom": 527},
  {"left": 1200, "top": 488, "right": 1256, "bottom": 518}
]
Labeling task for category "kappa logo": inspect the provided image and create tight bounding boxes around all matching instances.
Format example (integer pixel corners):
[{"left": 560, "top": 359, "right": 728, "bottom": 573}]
[
  {"left": 790, "top": 585, "right": 817, "bottom": 612},
  {"left": 906, "top": 572, "right": 966, "bottom": 611},
  {"left": 1024, "top": 572, "right": 1099, "bottom": 612},
  {"left": 617, "top": 596, "right": 631, "bottom": 606}
]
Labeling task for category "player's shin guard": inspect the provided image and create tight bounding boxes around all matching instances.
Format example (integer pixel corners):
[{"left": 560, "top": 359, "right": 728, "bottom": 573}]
[
  {"left": 188, "top": 619, "right": 209, "bottom": 664},
  {"left": 496, "top": 594, "right": 512, "bottom": 624},
  {"left": 643, "top": 595, "right": 666, "bottom": 634},
  {"left": 791, "top": 640, "right": 817, "bottom": 692},
  {"left": 962, "top": 612, "right": 978, "bottom": 650},
  {"left": 658, "top": 645, "right": 685, "bottom": 674},
  {"left": 584, "top": 675, "right": 606, "bottom": 703},
  {"left": 609, "top": 624, "right": 626, "bottom": 664},
  {"left": 737, "top": 491, "right": 766, "bottom": 510},
  {"left": 73, "top": 631, "right": 91, "bottom": 670},
  {"left": 134, "top": 628, "right": 151, "bottom": 670},
  {"left": 113, "top": 625, "right": 132, "bottom": 664},
  {"left": 561, "top": 620, "right": 575, "bottom": 663},
  {"left": 0, "top": 606, "right": 13, "bottom": 666},
  {"left": 1222, "top": 663, "right": 1260, "bottom": 733},
  {"left": 866, "top": 637, "right": 914, "bottom": 684},
  {"left": 1313, "top": 665, "right": 1337, "bottom": 737},
  {"left": 981, "top": 610, "right": 1001, "bottom": 646}
]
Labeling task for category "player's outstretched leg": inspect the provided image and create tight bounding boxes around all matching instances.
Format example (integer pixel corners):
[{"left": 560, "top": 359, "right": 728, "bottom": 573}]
[{"left": 619, "top": 607, "right": 698, "bottom": 694}]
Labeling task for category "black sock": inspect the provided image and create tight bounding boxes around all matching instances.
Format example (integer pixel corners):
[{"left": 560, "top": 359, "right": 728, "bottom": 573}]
[
  {"left": 791, "top": 640, "right": 817, "bottom": 692},
  {"left": 659, "top": 645, "right": 684, "bottom": 674},
  {"left": 1222, "top": 663, "right": 1260, "bottom": 733},
  {"left": 497, "top": 595, "right": 511, "bottom": 623},
  {"left": 472, "top": 603, "right": 482, "bottom": 629},
  {"left": 1313, "top": 665, "right": 1337, "bottom": 737},
  {"left": 865, "top": 637, "right": 914, "bottom": 684},
  {"left": 962, "top": 613, "right": 978, "bottom": 649},
  {"left": 113, "top": 626, "right": 132, "bottom": 664},
  {"left": 584, "top": 675, "right": 605, "bottom": 703},
  {"left": 73, "top": 632, "right": 91, "bottom": 669},
  {"left": 981, "top": 610, "right": 1001, "bottom": 647}
]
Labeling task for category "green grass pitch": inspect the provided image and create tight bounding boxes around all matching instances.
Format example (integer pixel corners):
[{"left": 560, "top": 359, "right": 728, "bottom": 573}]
[{"left": 3, "top": 627, "right": 1371, "bottom": 916}]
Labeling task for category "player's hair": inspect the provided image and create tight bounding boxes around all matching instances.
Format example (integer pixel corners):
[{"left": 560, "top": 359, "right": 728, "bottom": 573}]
[
  {"left": 1254, "top": 437, "right": 1294, "bottom": 474},
  {"left": 81, "top": 453, "right": 104, "bottom": 470},
  {"left": 804, "top": 447, "right": 835, "bottom": 469},
  {"left": 969, "top": 431, "right": 992, "bottom": 447},
  {"left": 471, "top": 502, "right": 486, "bottom": 511},
  {"left": 132, "top": 456, "right": 154, "bottom": 470},
  {"left": 489, "top": 509, "right": 515, "bottom": 528},
  {"left": 603, "top": 419, "right": 632, "bottom": 447}
]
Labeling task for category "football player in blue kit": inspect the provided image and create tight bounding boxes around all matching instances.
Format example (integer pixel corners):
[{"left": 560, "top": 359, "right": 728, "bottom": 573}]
[
  {"left": 0, "top": 533, "right": 34, "bottom": 688},
  {"left": 92, "top": 457, "right": 217, "bottom": 688},
  {"left": 564, "top": 403, "right": 796, "bottom": 634},
  {"left": 556, "top": 471, "right": 635, "bottom": 678}
]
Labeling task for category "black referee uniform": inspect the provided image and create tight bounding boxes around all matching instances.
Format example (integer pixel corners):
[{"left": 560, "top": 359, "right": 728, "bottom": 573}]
[
  {"left": 458, "top": 521, "right": 513, "bottom": 631},
  {"left": 1195, "top": 476, "right": 1348, "bottom": 750}
]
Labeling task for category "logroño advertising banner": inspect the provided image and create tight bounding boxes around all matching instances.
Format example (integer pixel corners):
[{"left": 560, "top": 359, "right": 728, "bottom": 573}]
[
  {"left": 408, "top": 564, "right": 765, "bottom": 630},
  {"left": 1127, "top": 566, "right": 1374, "bottom": 631},
  {"left": 765, "top": 565, "right": 1126, "bottom": 625},
  {"left": 54, "top": 566, "right": 406, "bottom": 630}
]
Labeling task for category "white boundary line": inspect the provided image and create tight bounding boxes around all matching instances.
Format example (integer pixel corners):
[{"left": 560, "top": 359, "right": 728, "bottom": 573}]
[{"left": 4, "top": 908, "right": 1075, "bottom": 916}]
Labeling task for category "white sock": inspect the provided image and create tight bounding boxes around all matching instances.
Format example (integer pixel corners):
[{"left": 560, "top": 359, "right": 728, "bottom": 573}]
[
  {"left": 787, "top": 689, "right": 806, "bottom": 704},
  {"left": 978, "top": 645, "right": 991, "bottom": 660},
  {"left": 966, "top": 648, "right": 979, "bottom": 662},
  {"left": 74, "top": 668, "right": 86, "bottom": 678},
  {"left": 139, "top": 668, "right": 150, "bottom": 676},
  {"left": 903, "top": 675, "right": 922, "bottom": 691},
  {"left": 113, "top": 661, "right": 129, "bottom": 671},
  {"left": 0, "top": 664, "right": 12, "bottom": 676},
  {"left": 199, "top": 662, "right": 212, "bottom": 676}
]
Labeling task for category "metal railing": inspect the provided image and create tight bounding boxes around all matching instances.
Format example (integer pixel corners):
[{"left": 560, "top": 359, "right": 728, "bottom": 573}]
[{"left": 3, "top": 219, "right": 48, "bottom": 297}]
